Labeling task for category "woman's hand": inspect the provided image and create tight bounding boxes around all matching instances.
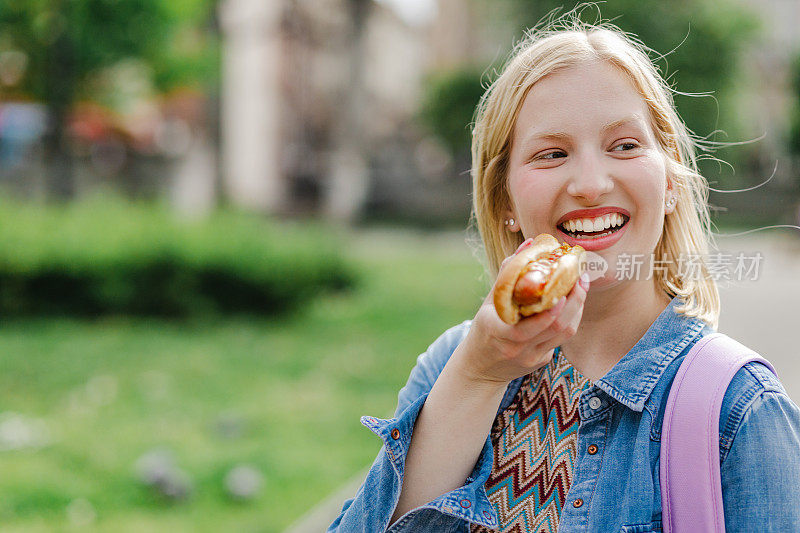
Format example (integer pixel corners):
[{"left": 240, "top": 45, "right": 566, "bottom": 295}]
[{"left": 450, "top": 238, "right": 590, "bottom": 386}]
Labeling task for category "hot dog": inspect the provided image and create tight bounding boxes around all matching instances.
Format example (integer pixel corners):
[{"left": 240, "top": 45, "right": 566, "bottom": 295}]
[{"left": 493, "top": 233, "right": 586, "bottom": 325}]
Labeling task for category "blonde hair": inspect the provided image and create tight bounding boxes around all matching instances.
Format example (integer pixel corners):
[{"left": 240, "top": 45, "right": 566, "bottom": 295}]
[{"left": 470, "top": 13, "right": 720, "bottom": 328}]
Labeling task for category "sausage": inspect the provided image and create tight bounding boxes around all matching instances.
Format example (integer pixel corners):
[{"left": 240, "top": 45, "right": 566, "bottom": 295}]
[
  {"left": 513, "top": 268, "right": 547, "bottom": 305},
  {"left": 511, "top": 243, "right": 570, "bottom": 306},
  {"left": 493, "top": 234, "right": 585, "bottom": 324}
]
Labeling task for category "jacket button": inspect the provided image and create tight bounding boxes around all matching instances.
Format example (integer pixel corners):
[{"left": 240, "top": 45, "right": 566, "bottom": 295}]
[
  {"left": 587, "top": 444, "right": 598, "bottom": 455},
  {"left": 573, "top": 498, "right": 584, "bottom": 508},
  {"left": 589, "top": 397, "right": 602, "bottom": 409},
  {"left": 390, "top": 428, "right": 400, "bottom": 440}
]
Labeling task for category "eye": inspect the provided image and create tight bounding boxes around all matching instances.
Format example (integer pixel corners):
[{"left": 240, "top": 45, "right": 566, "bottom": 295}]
[
  {"left": 611, "top": 141, "right": 639, "bottom": 152},
  {"left": 539, "top": 150, "right": 567, "bottom": 160}
]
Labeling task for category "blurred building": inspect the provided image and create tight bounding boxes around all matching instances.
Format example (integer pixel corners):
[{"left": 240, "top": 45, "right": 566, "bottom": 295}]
[
  {"left": 218, "top": 0, "right": 487, "bottom": 224},
  {"left": 4, "top": 0, "right": 796, "bottom": 224}
]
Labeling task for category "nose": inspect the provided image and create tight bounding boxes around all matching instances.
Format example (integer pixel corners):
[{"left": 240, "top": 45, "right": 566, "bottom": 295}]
[{"left": 566, "top": 151, "right": 614, "bottom": 202}]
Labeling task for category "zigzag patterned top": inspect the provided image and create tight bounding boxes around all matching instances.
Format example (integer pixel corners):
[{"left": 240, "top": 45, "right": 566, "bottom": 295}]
[{"left": 471, "top": 348, "right": 591, "bottom": 533}]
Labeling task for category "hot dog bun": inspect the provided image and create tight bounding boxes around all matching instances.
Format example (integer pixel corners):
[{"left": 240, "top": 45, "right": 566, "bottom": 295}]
[{"left": 493, "top": 234, "right": 585, "bottom": 325}]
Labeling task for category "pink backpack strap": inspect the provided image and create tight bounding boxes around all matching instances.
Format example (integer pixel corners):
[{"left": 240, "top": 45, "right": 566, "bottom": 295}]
[{"left": 660, "top": 332, "right": 777, "bottom": 533}]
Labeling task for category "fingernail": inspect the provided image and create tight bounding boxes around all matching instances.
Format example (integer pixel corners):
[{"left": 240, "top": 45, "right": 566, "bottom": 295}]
[
  {"left": 515, "top": 238, "right": 533, "bottom": 254},
  {"left": 580, "top": 272, "right": 590, "bottom": 289}
]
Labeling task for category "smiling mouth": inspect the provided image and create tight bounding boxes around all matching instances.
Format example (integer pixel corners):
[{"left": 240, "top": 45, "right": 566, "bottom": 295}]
[{"left": 558, "top": 215, "right": 630, "bottom": 240}]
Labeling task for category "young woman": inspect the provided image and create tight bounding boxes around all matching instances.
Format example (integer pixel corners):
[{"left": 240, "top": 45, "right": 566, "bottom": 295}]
[{"left": 329, "top": 18, "right": 800, "bottom": 533}]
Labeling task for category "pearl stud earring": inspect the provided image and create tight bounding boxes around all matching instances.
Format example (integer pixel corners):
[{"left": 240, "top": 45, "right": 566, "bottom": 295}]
[{"left": 504, "top": 218, "right": 516, "bottom": 227}]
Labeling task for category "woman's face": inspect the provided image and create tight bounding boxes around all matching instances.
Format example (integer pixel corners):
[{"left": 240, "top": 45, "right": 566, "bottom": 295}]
[{"left": 506, "top": 59, "right": 673, "bottom": 286}]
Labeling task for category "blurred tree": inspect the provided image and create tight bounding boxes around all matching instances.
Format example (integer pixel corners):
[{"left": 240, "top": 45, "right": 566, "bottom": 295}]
[
  {"left": 0, "top": 0, "right": 219, "bottom": 198},
  {"left": 789, "top": 53, "right": 800, "bottom": 173},
  {"left": 419, "top": 68, "right": 485, "bottom": 161},
  {"left": 498, "top": 1, "right": 759, "bottom": 182}
]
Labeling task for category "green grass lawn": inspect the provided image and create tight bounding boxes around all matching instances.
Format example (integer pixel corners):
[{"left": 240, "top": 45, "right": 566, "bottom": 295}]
[{"left": 0, "top": 227, "right": 488, "bottom": 532}]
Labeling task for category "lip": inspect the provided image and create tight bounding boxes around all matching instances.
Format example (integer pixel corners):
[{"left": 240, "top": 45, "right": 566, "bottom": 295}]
[
  {"left": 556, "top": 206, "right": 630, "bottom": 227},
  {"left": 557, "top": 217, "right": 628, "bottom": 251}
]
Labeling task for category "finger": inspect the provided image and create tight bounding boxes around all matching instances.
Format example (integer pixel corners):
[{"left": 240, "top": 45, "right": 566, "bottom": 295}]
[
  {"left": 536, "top": 299, "right": 584, "bottom": 346},
  {"left": 526, "top": 280, "right": 587, "bottom": 342},
  {"left": 578, "top": 272, "right": 591, "bottom": 292},
  {"left": 554, "top": 279, "right": 587, "bottom": 325},
  {"left": 512, "top": 295, "right": 567, "bottom": 336},
  {"left": 540, "top": 311, "right": 583, "bottom": 351},
  {"left": 514, "top": 237, "right": 534, "bottom": 254}
]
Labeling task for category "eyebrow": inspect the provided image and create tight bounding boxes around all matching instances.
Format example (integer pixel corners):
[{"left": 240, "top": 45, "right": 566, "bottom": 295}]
[{"left": 522, "top": 116, "right": 646, "bottom": 145}]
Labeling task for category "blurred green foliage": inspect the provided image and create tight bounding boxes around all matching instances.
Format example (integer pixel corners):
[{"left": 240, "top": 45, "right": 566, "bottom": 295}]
[
  {"left": 419, "top": 68, "right": 486, "bottom": 157},
  {"left": 0, "top": 0, "right": 221, "bottom": 198},
  {"left": 789, "top": 53, "right": 800, "bottom": 163},
  {"left": 0, "top": 0, "right": 219, "bottom": 100},
  {"left": 0, "top": 197, "right": 357, "bottom": 317},
  {"left": 421, "top": 0, "right": 759, "bottom": 181},
  {"left": 0, "top": 229, "right": 486, "bottom": 531}
]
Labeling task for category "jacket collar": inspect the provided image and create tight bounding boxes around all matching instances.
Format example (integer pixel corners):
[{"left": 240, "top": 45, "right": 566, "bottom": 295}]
[{"left": 592, "top": 296, "right": 709, "bottom": 412}]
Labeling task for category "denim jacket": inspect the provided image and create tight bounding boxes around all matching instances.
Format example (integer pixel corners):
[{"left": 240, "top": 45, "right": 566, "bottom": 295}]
[{"left": 328, "top": 297, "right": 800, "bottom": 532}]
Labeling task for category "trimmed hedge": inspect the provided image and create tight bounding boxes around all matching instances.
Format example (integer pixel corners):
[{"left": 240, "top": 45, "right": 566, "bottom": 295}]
[{"left": 0, "top": 197, "right": 357, "bottom": 317}]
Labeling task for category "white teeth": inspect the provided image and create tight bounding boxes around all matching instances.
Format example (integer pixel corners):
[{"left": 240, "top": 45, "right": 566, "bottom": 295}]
[{"left": 562, "top": 213, "right": 627, "bottom": 233}]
